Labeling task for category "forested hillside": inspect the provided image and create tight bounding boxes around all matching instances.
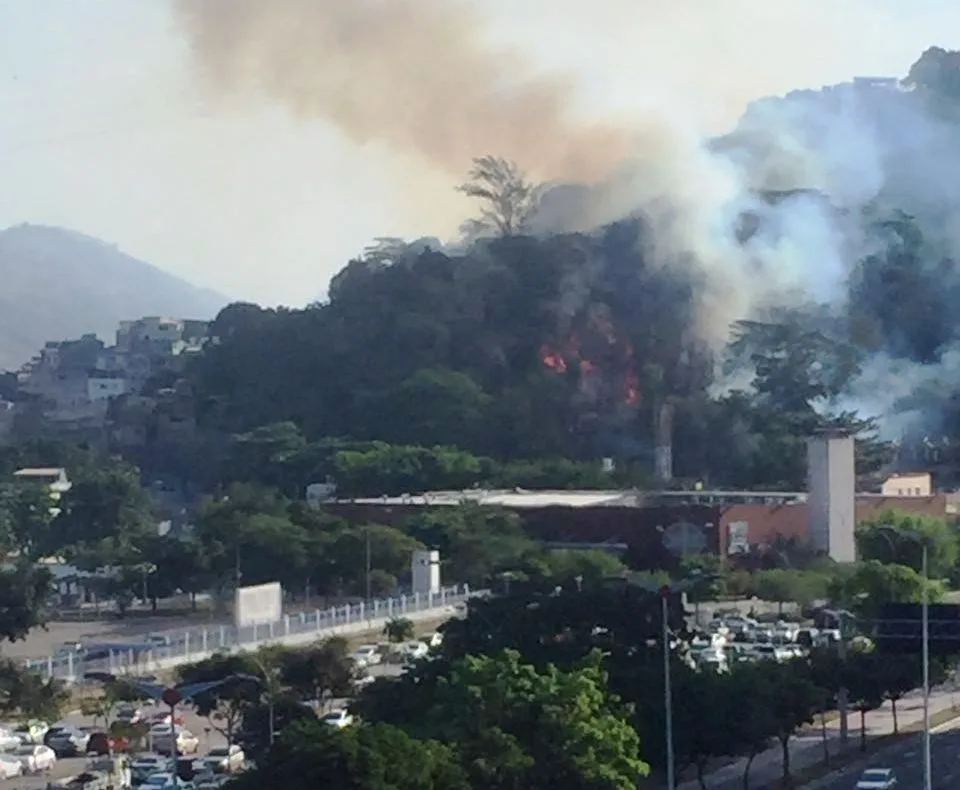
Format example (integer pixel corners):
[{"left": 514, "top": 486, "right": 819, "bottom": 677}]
[{"left": 178, "top": 47, "right": 960, "bottom": 492}]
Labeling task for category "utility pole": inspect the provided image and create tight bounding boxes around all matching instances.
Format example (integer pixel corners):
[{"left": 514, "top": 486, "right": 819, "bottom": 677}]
[
  {"left": 660, "top": 585, "right": 675, "bottom": 790},
  {"left": 921, "top": 540, "right": 931, "bottom": 790}
]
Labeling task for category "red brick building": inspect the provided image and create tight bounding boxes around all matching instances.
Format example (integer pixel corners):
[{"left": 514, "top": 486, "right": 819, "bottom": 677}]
[{"left": 326, "top": 489, "right": 959, "bottom": 568}]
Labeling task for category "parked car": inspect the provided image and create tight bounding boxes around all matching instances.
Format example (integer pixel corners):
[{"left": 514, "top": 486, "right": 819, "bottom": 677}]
[
  {"left": 319, "top": 709, "right": 354, "bottom": 729},
  {"left": 0, "top": 755, "right": 22, "bottom": 779},
  {"left": 0, "top": 726, "right": 21, "bottom": 752},
  {"left": 351, "top": 645, "right": 381, "bottom": 667},
  {"left": 14, "top": 721, "right": 49, "bottom": 745},
  {"left": 86, "top": 730, "right": 128, "bottom": 756},
  {"left": 131, "top": 754, "right": 169, "bottom": 783},
  {"left": 115, "top": 704, "right": 144, "bottom": 725},
  {"left": 400, "top": 641, "right": 429, "bottom": 662},
  {"left": 204, "top": 745, "right": 245, "bottom": 774},
  {"left": 14, "top": 743, "right": 56, "bottom": 773},
  {"left": 195, "top": 776, "right": 232, "bottom": 790},
  {"left": 143, "top": 634, "right": 171, "bottom": 649},
  {"left": 142, "top": 772, "right": 192, "bottom": 790},
  {"left": 856, "top": 768, "right": 898, "bottom": 789},
  {"left": 45, "top": 725, "right": 91, "bottom": 757},
  {"left": 150, "top": 725, "right": 199, "bottom": 755}
]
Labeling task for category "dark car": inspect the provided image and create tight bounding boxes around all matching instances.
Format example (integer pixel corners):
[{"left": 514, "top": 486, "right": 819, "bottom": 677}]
[
  {"left": 45, "top": 726, "right": 91, "bottom": 757},
  {"left": 85, "top": 731, "right": 127, "bottom": 756}
]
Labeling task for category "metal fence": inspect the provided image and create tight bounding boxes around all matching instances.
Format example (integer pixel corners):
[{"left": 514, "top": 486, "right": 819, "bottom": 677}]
[{"left": 28, "top": 584, "right": 478, "bottom": 681}]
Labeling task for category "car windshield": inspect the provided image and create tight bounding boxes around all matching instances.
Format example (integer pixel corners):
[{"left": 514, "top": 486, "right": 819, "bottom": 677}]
[{"left": 861, "top": 770, "right": 891, "bottom": 781}]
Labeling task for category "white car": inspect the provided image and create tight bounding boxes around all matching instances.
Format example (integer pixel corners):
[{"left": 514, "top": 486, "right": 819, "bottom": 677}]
[
  {"left": 14, "top": 744, "right": 56, "bottom": 773},
  {"left": 204, "top": 745, "right": 245, "bottom": 773},
  {"left": 319, "top": 709, "right": 354, "bottom": 729},
  {"left": 351, "top": 645, "right": 381, "bottom": 667},
  {"left": 150, "top": 725, "right": 200, "bottom": 755},
  {"left": 0, "top": 755, "right": 22, "bottom": 779},
  {"left": 0, "top": 727, "right": 21, "bottom": 752},
  {"left": 856, "top": 768, "right": 897, "bottom": 789},
  {"left": 401, "top": 641, "right": 429, "bottom": 661}
]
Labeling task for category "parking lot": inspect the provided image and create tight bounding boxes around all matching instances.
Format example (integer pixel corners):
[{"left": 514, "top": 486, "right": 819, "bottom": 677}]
[{"left": 0, "top": 661, "right": 403, "bottom": 789}]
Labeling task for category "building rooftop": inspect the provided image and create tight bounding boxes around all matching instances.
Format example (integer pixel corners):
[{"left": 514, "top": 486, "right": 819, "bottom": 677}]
[
  {"left": 342, "top": 489, "right": 640, "bottom": 509},
  {"left": 13, "top": 467, "right": 67, "bottom": 478}
]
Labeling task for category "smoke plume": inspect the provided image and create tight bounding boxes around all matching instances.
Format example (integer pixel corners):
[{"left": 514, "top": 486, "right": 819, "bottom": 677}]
[
  {"left": 172, "top": 0, "right": 960, "bottom": 437},
  {"left": 171, "top": 0, "right": 632, "bottom": 183}
]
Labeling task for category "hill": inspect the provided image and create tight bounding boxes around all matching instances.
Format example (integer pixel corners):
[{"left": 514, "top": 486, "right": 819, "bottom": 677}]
[{"left": 0, "top": 224, "right": 227, "bottom": 370}]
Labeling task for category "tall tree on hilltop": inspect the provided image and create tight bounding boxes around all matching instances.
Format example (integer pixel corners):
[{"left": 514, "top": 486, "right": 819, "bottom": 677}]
[{"left": 458, "top": 156, "right": 545, "bottom": 238}]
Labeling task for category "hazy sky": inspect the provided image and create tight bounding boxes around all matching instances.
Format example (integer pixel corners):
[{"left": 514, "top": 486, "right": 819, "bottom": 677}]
[{"left": 1, "top": 0, "right": 959, "bottom": 307}]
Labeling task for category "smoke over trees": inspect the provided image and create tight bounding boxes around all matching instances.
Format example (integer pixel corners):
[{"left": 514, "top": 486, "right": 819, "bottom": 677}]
[{"left": 176, "top": 43, "right": 960, "bottom": 491}]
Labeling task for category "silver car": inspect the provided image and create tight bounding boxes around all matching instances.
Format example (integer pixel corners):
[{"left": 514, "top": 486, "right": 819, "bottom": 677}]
[{"left": 856, "top": 768, "right": 897, "bottom": 789}]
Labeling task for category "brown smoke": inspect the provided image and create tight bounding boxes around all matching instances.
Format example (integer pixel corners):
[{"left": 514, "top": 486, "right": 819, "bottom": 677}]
[{"left": 171, "top": 0, "right": 631, "bottom": 182}]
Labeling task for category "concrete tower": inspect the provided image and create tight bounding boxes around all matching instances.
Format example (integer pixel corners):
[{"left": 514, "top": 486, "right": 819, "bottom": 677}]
[{"left": 806, "top": 433, "right": 856, "bottom": 562}]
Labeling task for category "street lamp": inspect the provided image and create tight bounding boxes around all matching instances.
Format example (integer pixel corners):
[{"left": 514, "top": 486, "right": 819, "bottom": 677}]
[
  {"left": 658, "top": 585, "right": 676, "bottom": 790},
  {"left": 84, "top": 672, "right": 260, "bottom": 788},
  {"left": 871, "top": 526, "right": 932, "bottom": 790}
]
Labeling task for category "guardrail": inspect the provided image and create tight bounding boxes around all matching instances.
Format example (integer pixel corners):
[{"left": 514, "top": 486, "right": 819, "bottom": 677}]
[{"left": 28, "top": 584, "right": 479, "bottom": 681}]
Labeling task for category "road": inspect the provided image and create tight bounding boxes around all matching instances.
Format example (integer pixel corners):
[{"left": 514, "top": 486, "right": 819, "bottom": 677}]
[
  {"left": 812, "top": 720, "right": 960, "bottom": 790},
  {"left": 3, "top": 616, "right": 221, "bottom": 661},
  {"left": 0, "top": 663, "right": 403, "bottom": 789},
  {"left": 676, "top": 684, "right": 960, "bottom": 790}
]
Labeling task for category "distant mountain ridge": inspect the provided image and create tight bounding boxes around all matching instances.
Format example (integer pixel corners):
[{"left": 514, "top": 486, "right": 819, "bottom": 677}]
[{"left": 0, "top": 224, "right": 228, "bottom": 371}]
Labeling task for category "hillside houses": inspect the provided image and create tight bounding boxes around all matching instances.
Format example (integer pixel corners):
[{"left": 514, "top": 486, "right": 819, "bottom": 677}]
[{"left": 3, "top": 316, "right": 208, "bottom": 445}]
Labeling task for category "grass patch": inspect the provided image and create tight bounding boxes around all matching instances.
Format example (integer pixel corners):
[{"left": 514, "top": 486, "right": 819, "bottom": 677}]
[{"left": 790, "top": 706, "right": 960, "bottom": 789}]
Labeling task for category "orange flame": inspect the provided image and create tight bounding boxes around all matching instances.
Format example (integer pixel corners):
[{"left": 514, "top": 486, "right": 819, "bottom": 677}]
[
  {"left": 540, "top": 346, "right": 567, "bottom": 373},
  {"left": 540, "top": 328, "right": 642, "bottom": 407}
]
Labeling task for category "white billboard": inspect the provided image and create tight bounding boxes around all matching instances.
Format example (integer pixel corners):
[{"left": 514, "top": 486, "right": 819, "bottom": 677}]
[{"left": 234, "top": 582, "right": 282, "bottom": 629}]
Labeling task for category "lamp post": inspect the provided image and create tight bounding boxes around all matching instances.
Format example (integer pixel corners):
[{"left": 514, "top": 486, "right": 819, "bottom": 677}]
[
  {"left": 872, "top": 526, "right": 932, "bottom": 790},
  {"left": 84, "top": 672, "right": 260, "bottom": 789},
  {"left": 659, "top": 585, "right": 675, "bottom": 790}
]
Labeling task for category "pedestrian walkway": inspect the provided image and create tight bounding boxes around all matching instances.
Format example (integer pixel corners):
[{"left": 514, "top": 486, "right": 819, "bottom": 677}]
[{"left": 673, "top": 684, "right": 960, "bottom": 790}]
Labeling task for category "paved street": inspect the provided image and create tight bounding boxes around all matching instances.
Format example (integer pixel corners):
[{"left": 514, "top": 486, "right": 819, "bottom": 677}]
[
  {"left": 811, "top": 720, "right": 960, "bottom": 790},
  {"left": 676, "top": 685, "right": 960, "bottom": 790},
  {"left": 2, "top": 615, "right": 220, "bottom": 661}
]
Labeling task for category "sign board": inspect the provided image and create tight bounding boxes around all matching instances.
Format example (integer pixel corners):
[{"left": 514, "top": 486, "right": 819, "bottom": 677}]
[{"left": 234, "top": 582, "right": 282, "bottom": 629}]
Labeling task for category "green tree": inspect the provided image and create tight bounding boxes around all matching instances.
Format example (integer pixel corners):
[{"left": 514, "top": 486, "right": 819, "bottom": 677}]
[
  {"left": 879, "top": 654, "right": 923, "bottom": 734},
  {"left": 0, "top": 661, "right": 68, "bottom": 722},
  {"left": 857, "top": 511, "right": 957, "bottom": 580},
  {"left": 193, "top": 485, "right": 310, "bottom": 597},
  {"left": 753, "top": 658, "right": 821, "bottom": 784},
  {"left": 844, "top": 649, "right": 887, "bottom": 751},
  {"left": 0, "top": 483, "right": 59, "bottom": 560},
  {"left": 458, "top": 155, "right": 544, "bottom": 237},
  {"left": 407, "top": 504, "right": 536, "bottom": 587},
  {"left": 232, "top": 719, "right": 469, "bottom": 790},
  {"left": 238, "top": 696, "right": 315, "bottom": 763},
  {"left": 176, "top": 652, "right": 263, "bottom": 745},
  {"left": 54, "top": 465, "right": 157, "bottom": 558},
  {"left": 278, "top": 637, "right": 357, "bottom": 706},
  {"left": 358, "top": 369, "right": 492, "bottom": 451},
  {"left": 0, "top": 563, "right": 52, "bottom": 643},
  {"left": 830, "top": 560, "right": 945, "bottom": 617},
  {"left": 525, "top": 548, "right": 627, "bottom": 584},
  {"left": 327, "top": 525, "right": 423, "bottom": 595},
  {"left": 382, "top": 617, "right": 415, "bottom": 644},
  {"left": 753, "top": 569, "right": 831, "bottom": 613},
  {"left": 358, "top": 649, "right": 649, "bottom": 790}
]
